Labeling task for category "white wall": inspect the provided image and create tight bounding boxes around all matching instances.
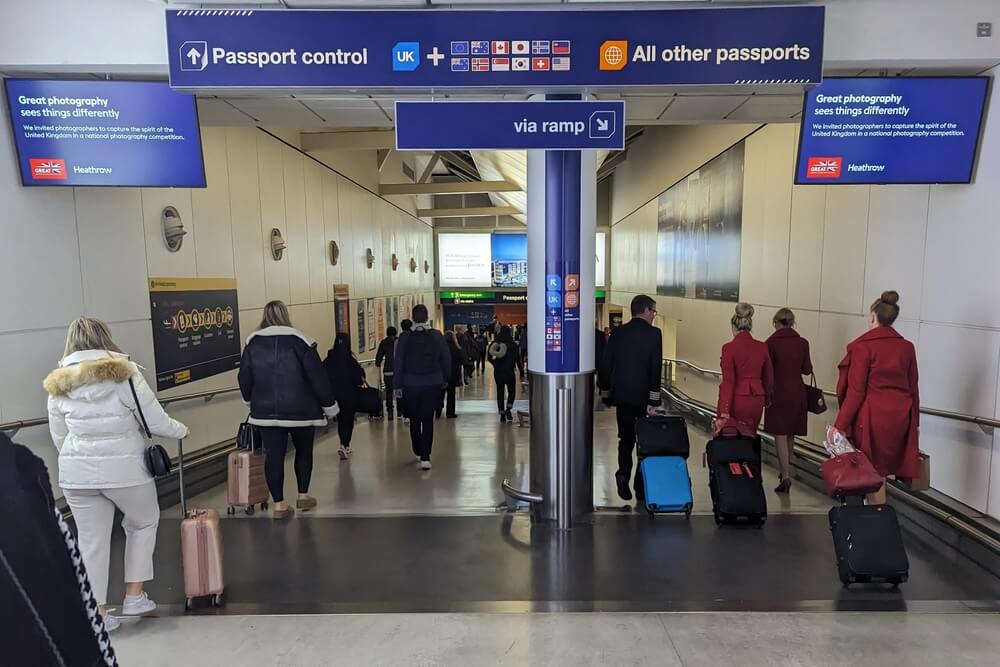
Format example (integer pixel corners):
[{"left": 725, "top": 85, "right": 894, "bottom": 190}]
[
  {"left": 609, "top": 65, "right": 1000, "bottom": 518},
  {"left": 0, "top": 119, "right": 435, "bottom": 497}
]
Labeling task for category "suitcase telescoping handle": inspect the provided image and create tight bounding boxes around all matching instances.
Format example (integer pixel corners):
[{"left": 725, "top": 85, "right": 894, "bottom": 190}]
[{"left": 177, "top": 438, "right": 187, "bottom": 517}]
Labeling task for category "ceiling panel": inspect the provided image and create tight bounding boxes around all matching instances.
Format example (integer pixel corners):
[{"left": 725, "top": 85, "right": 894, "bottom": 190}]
[
  {"left": 300, "top": 98, "right": 393, "bottom": 127},
  {"left": 196, "top": 98, "right": 257, "bottom": 126},
  {"left": 226, "top": 98, "right": 327, "bottom": 127},
  {"left": 725, "top": 94, "right": 804, "bottom": 122},
  {"left": 658, "top": 95, "right": 747, "bottom": 122},
  {"left": 622, "top": 97, "right": 671, "bottom": 121}
]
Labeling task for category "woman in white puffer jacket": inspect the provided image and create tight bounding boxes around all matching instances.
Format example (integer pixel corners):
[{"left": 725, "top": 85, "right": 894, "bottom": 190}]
[{"left": 44, "top": 317, "right": 188, "bottom": 631}]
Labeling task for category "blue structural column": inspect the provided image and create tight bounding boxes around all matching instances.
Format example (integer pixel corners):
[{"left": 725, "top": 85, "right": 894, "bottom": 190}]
[{"left": 525, "top": 101, "right": 597, "bottom": 527}]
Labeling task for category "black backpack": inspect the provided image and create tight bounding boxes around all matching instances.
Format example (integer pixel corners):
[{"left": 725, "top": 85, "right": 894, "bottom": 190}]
[{"left": 403, "top": 329, "right": 438, "bottom": 376}]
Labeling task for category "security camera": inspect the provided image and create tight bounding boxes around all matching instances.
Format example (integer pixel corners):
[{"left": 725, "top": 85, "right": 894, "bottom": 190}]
[{"left": 161, "top": 206, "right": 186, "bottom": 252}]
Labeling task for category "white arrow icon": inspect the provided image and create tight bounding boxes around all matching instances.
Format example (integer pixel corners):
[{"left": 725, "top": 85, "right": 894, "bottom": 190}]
[
  {"left": 179, "top": 41, "right": 208, "bottom": 72},
  {"left": 596, "top": 118, "right": 609, "bottom": 132}
]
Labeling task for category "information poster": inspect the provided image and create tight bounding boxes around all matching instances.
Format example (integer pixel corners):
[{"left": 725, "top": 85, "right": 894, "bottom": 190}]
[
  {"left": 356, "top": 299, "right": 366, "bottom": 355},
  {"left": 366, "top": 297, "right": 377, "bottom": 352},
  {"left": 375, "top": 298, "right": 386, "bottom": 342},
  {"left": 656, "top": 141, "right": 744, "bottom": 302},
  {"left": 388, "top": 296, "right": 399, "bottom": 331},
  {"left": 148, "top": 278, "right": 241, "bottom": 391},
  {"left": 334, "top": 299, "right": 350, "bottom": 337}
]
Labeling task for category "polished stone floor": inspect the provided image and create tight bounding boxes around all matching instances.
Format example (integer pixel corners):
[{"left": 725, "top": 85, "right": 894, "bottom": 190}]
[
  {"left": 113, "top": 612, "right": 1000, "bottom": 666},
  {"left": 167, "top": 369, "right": 833, "bottom": 518}
]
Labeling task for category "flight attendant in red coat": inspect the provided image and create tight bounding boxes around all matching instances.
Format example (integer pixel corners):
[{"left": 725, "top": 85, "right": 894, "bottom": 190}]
[
  {"left": 714, "top": 303, "right": 774, "bottom": 438},
  {"left": 764, "top": 308, "right": 813, "bottom": 494},
  {"left": 832, "top": 291, "right": 920, "bottom": 505}
]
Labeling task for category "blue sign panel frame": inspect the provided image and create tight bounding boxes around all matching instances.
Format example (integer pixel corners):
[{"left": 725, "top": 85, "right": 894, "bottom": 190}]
[
  {"left": 3, "top": 79, "right": 206, "bottom": 188},
  {"left": 395, "top": 100, "right": 625, "bottom": 150},
  {"left": 166, "top": 7, "right": 824, "bottom": 90},
  {"left": 795, "top": 77, "right": 991, "bottom": 185}
]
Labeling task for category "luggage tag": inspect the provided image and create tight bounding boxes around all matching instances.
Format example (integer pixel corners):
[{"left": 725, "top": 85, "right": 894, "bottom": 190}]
[{"left": 729, "top": 463, "right": 743, "bottom": 476}]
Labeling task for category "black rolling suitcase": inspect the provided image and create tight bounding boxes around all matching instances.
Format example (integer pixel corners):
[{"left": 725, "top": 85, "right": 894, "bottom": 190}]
[
  {"left": 828, "top": 499, "right": 909, "bottom": 586},
  {"left": 705, "top": 435, "right": 767, "bottom": 526},
  {"left": 356, "top": 386, "right": 383, "bottom": 419}
]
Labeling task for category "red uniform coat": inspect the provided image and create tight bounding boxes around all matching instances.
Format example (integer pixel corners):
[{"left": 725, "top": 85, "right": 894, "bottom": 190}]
[
  {"left": 834, "top": 326, "right": 920, "bottom": 478},
  {"left": 717, "top": 331, "right": 774, "bottom": 433},
  {"left": 764, "top": 328, "right": 813, "bottom": 436}
]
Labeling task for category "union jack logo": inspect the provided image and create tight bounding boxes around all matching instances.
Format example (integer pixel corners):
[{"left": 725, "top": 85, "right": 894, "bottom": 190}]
[
  {"left": 30, "top": 158, "right": 67, "bottom": 180},
  {"left": 806, "top": 156, "right": 842, "bottom": 178}
]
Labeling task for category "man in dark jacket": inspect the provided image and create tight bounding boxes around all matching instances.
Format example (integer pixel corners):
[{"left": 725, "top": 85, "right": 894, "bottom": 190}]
[
  {"left": 398, "top": 319, "right": 413, "bottom": 421},
  {"left": 393, "top": 305, "right": 451, "bottom": 469},
  {"left": 375, "top": 326, "right": 398, "bottom": 420},
  {"left": 599, "top": 294, "right": 663, "bottom": 502}
]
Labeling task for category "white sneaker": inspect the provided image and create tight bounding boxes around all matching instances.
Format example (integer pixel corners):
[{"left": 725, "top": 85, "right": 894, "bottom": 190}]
[
  {"left": 420, "top": 460, "right": 432, "bottom": 470},
  {"left": 344, "top": 447, "right": 353, "bottom": 458},
  {"left": 415, "top": 455, "right": 422, "bottom": 464},
  {"left": 102, "top": 614, "right": 120, "bottom": 632},
  {"left": 338, "top": 446, "right": 348, "bottom": 460},
  {"left": 122, "top": 591, "right": 157, "bottom": 616}
]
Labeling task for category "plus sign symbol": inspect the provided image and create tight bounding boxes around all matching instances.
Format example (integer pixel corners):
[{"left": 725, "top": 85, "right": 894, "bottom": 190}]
[{"left": 426, "top": 47, "right": 445, "bottom": 67}]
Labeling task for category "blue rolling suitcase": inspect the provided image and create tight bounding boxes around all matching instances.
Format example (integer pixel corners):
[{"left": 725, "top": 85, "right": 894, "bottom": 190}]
[{"left": 639, "top": 456, "right": 693, "bottom": 518}]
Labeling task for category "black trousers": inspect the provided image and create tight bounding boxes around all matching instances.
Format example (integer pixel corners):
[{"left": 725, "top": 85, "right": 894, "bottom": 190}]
[
  {"left": 259, "top": 426, "right": 316, "bottom": 503},
  {"left": 615, "top": 404, "right": 647, "bottom": 496},
  {"left": 439, "top": 384, "right": 457, "bottom": 418},
  {"left": 495, "top": 376, "right": 516, "bottom": 413},
  {"left": 476, "top": 353, "right": 486, "bottom": 373},
  {"left": 383, "top": 375, "right": 395, "bottom": 417},
  {"left": 336, "top": 405, "right": 356, "bottom": 447},
  {"left": 407, "top": 387, "right": 439, "bottom": 461}
]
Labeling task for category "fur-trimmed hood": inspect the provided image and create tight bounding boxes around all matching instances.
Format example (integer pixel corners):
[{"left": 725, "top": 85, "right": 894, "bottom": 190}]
[{"left": 43, "top": 354, "right": 136, "bottom": 397}]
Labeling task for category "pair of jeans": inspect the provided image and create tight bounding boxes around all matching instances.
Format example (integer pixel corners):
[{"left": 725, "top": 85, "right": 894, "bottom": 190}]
[
  {"left": 383, "top": 374, "right": 395, "bottom": 417},
  {"left": 406, "top": 386, "right": 440, "bottom": 461},
  {"left": 438, "top": 383, "right": 457, "bottom": 418},
  {"left": 495, "top": 376, "right": 516, "bottom": 414},
  {"left": 336, "top": 405, "right": 356, "bottom": 447},
  {"left": 615, "top": 404, "right": 647, "bottom": 497},
  {"left": 259, "top": 426, "right": 315, "bottom": 502}
]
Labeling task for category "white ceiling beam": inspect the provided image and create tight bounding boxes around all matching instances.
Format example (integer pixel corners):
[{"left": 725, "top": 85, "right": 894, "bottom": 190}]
[
  {"left": 417, "top": 153, "right": 440, "bottom": 183},
  {"left": 416, "top": 206, "right": 520, "bottom": 219},
  {"left": 301, "top": 129, "right": 395, "bottom": 151},
  {"left": 380, "top": 181, "right": 520, "bottom": 196}
]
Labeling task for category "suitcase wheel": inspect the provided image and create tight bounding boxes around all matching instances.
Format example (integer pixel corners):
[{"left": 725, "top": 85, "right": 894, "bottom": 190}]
[
  {"left": 245, "top": 505, "right": 255, "bottom": 516},
  {"left": 226, "top": 506, "right": 235, "bottom": 516},
  {"left": 185, "top": 597, "right": 193, "bottom": 611},
  {"left": 213, "top": 592, "right": 225, "bottom": 607},
  {"left": 713, "top": 509, "right": 722, "bottom": 526},
  {"left": 684, "top": 506, "right": 692, "bottom": 519},
  {"left": 261, "top": 501, "right": 269, "bottom": 511}
]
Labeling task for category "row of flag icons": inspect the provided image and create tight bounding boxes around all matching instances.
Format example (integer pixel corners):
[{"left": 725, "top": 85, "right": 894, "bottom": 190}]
[
  {"left": 451, "top": 40, "right": 570, "bottom": 56},
  {"left": 452, "top": 56, "right": 570, "bottom": 72}
]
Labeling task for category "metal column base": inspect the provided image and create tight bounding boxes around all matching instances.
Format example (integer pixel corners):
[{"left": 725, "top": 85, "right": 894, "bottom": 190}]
[{"left": 514, "top": 371, "right": 594, "bottom": 528}]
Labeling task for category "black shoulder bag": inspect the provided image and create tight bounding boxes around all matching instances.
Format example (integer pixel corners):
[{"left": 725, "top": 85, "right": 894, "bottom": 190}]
[{"left": 128, "top": 378, "right": 173, "bottom": 477}]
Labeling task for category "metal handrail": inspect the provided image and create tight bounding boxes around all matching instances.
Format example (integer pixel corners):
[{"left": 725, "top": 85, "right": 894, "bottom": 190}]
[
  {"left": 1, "top": 357, "right": 381, "bottom": 435},
  {"left": 663, "top": 357, "right": 1000, "bottom": 430}
]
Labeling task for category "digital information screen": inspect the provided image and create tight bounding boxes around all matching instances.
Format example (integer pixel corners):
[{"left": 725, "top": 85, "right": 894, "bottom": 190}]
[
  {"left": 438, "top": 233, "right": 493, "bottom": 288},
  {"left": 4, "top": 79, "right": 206, "bottom": 187},
  {"left": 796, "top": 77, "right": 990, "bottom": 185}
]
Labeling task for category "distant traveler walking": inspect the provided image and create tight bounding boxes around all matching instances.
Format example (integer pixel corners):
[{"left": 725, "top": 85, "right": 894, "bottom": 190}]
[
  {"left": 324, "top": 333, "right": 366, "bottom": 460},
  {"left": 239, "top": 301, "right": 338, "bottom": 519},
  {"left": 398, "top": 319, "right": 413, "bottom": 422},
  {"left": 831, "top": 291, "right": 920, "bottom": 505},
  {"left": 714, "top": 303, "right": 773, "bottom": 438},
  {"left": 489, "top": 325, "right": 524, "bottom": 423},
  {"left": 394, "top": 305, "right": 451, "bottom": 470},
  {"left": 474, "top": 328, "right": 489, "bottom": 375},
  {"left": 375, "top": 326, "right": 398, "bottom": 420},
  {"left": 598, "top": 295, "right": 663, "bottom": 501},
  {"left": 764, "top": 308, "right": 813, "bottom": 494},
  {"left": 44, "top": 317, "right": 189, "bottom": 631},
  {"left": 457, "top": 330, "right": 476, "bottom": 382},
  {"left": 439, "top": 330, "right": 464, "bottom": 419}
]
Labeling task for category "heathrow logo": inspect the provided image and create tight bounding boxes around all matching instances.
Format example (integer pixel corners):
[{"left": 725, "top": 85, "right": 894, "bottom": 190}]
[
  {"left": 806, "top": 156, "right": 843, "bottom": 178},
  {"left": 30, "top": 158, "right": 66, "bottom": 180}
]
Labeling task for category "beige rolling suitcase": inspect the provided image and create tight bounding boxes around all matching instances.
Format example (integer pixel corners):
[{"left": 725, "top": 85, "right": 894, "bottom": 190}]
[{"left": 177, "top": 438, "right": 225, "bottom": 610}]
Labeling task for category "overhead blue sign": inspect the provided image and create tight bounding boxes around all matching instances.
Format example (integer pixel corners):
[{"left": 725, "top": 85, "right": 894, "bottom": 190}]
[
  {"left": 395, "top": 101, "right": 625, "bottom": 150},
  {"left": 795, "top": 77, "right": 991, "bottom": 185},
  {"left": 3, "top": 79, "right": 205, "bottom": 188},
  {"left": 166, "top": 7, "right": 824, "bottom": 89}
]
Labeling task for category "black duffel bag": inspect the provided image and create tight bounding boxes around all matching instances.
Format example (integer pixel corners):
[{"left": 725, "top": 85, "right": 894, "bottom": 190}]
[
  {"left": 355, "top": 386, "right": 382, "bottom": 416},
  {"left": 636, "top": 414, "right": 690, "bottom": 459}
]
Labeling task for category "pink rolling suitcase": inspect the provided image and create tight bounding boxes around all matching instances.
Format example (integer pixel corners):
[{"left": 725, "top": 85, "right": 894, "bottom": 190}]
[
  {"left": 177, "top": 438, "right": 225, "bottom": 609},
  {"left": 226, "top": 434, "right": 268, "bottom": 516}
]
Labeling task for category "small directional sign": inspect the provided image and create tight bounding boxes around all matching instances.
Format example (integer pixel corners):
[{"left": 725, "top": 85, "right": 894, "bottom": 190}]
[{"left": 395, "top": 100, "right": 626, "bottom": 150}]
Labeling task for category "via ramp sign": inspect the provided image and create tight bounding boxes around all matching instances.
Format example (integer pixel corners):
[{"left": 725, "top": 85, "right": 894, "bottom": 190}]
[{"left": 394, "top": 101, "right": 626, "bottom": 151}]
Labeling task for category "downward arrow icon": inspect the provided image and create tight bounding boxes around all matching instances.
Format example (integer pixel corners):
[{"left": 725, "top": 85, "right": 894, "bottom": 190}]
[{"left": 596, "top": 118, "right": 609, "bottom": 132}]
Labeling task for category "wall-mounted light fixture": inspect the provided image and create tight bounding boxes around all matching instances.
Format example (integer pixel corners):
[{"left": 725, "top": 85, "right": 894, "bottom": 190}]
[
  {"left": 409, "top": 257, "right": 417, "bottom": 273},
  {"left": 329, "top": 240, "right": 340, "bottom": 266},
  {"left": 161, "top": 206, "right": 186, "bottom": 252},
  {"left": 365, "top": 248, "right": 375, "bottom": 268},
  {"left": 270, "top": 228, "right": 286, "bottom": 261},
  {"left": 391, "top": 253, "right": 399, "bottom": 271},
  {"left": 423, "top": 260, "right": 430, "bottom": 274}
]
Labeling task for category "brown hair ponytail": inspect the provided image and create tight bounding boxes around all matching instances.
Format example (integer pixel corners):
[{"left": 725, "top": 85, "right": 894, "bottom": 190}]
[{"left": 871, "top": 290, "right": 900, "bottom": 326}]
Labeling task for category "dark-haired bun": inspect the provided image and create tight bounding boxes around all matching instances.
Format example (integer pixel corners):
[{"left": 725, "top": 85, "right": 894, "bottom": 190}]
[{"left": 880, "top": 290, "right": 899, "bottom": 306}]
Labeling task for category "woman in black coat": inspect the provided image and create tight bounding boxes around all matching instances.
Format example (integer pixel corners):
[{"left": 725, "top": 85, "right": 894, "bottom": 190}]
[
  {"left": 489, "top": 325, "right": 525, "bottom": 422},
  {"left": 324, "top": 332, "right": 366, "bottom": 460},
  {"left": 438, "top": 330, "right": 465, "bottom": 419}
]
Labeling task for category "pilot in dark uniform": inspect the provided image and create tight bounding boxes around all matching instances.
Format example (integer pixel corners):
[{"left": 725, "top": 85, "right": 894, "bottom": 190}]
[{"left": 598, "top": 294, "right": 663, "bottom": 501}]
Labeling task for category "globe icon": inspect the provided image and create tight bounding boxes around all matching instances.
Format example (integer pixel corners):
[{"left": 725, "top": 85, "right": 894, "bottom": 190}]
[{"left": 604, "top": 45, "right": 624, "bottom": 66}]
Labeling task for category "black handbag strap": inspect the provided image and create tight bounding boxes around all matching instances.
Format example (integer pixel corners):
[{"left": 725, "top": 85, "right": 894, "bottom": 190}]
[
  {"left": 809, "top": 373, "right": 819, "bottom": 388},
  {"left": 127, "top": 378, "right": 152, "bottom": 440}
]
